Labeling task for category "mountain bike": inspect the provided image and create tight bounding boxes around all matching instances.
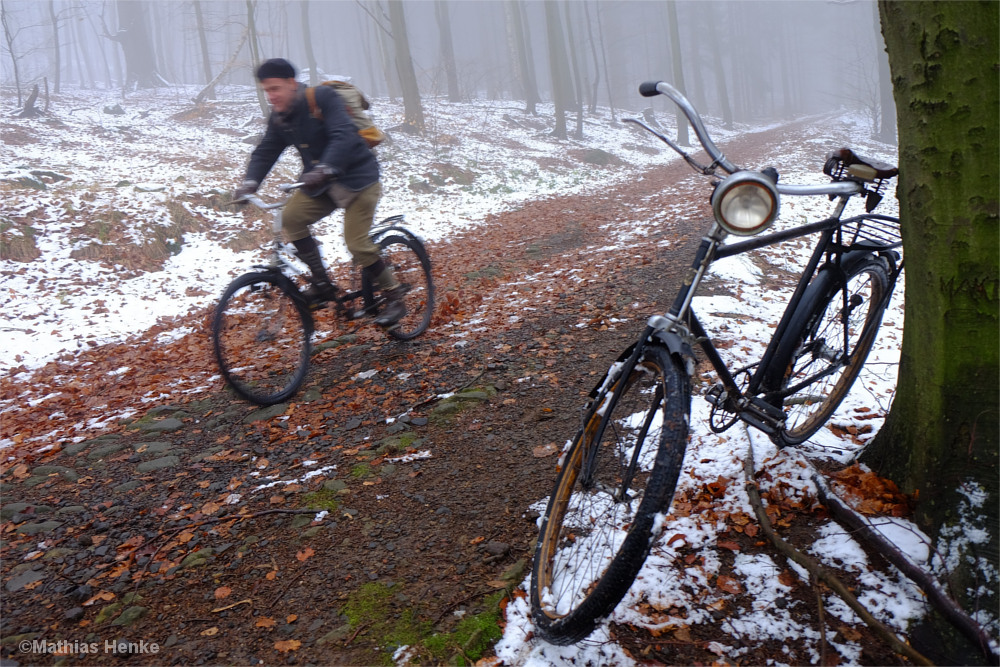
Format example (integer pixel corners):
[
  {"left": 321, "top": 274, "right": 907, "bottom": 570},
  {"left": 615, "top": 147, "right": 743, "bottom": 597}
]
[
  {"left": 212, "top": 184, "right": 434, "bottom": 406},
  {"left": 530, "top": 80, "right": 903, "bottom": 645}
]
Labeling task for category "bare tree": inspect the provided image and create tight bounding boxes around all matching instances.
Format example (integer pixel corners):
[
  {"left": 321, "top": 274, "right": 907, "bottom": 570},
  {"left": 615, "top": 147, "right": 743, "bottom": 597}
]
[
  {"left": 1, "top": 0, "right": 24, "bottom": 106},
  {"left": 108, "top": 0, "right": 163, "bottom": 89},
  {"left": 665, "top": 0, "right": 689, "bottom": 145},
  {"left": 47, "top": 0, "right": 60, "bottom": 93},
  {"left": 507, "top": 0, "right": 539, "bottom": 114},
  {"left": 435, "top": 0, "right": 459, "bottom": 102},
  {"left": 708, "top": 3, "right": 733, "bottom": 129},
  {"left": 193, "top": 0, "right": 215, "bottom": 99},
  {"left": 563, "top": 1, "right": 585, "bottom": 138},
  {"left": 387, "top": 0, "right": 424, "bottom": 131},
  {"left": 544, "top": 0, "right": 573, "bottom": 140},
  {"left": 301, "top": 1, "right": 318, "bottom": 85},
  {"left": 582, "top": 1, "right": 601, "bottom": 114},
  {"left": 245, "top": 0, "right": 268, "bottom": 116},
  {"left": 594, "top": 2, "right": 616, "bottom": 121}
]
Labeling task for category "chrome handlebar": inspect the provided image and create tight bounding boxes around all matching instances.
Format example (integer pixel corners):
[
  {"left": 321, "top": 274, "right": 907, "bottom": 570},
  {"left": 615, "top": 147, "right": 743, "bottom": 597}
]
[{"left": 638, "top": 80, "right": 865, "bottom": 198}]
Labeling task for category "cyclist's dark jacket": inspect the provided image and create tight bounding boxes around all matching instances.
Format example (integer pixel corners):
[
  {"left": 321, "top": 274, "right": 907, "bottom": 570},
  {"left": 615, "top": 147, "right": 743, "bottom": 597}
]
[{"left": 244, "top": 83, "right": 378, "bottom": 197}]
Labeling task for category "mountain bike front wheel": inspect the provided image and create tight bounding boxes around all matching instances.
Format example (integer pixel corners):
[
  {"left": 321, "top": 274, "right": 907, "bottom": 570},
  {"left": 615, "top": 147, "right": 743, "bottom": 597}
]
[
  {"left": 212, "top": 271, "right": 314, "bottom": 406},
  {"left": 377, "top": 234, "right": 434, "bottom": 340},
  {"left": 773, "top": 255, "right": 891, "bottom": 446},
  {"left": 530, "top": 343, "right": 690, "bottom": 645}
]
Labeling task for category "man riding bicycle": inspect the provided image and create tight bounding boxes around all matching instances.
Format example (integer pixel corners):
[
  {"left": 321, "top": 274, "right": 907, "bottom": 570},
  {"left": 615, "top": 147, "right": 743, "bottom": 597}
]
[{"left": 233, "top": 58, "right": 405, "bottom": 327}]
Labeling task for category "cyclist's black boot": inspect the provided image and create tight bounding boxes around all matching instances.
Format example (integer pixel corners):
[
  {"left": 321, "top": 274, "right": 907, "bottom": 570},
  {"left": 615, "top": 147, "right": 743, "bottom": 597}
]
[
  {"left": 375, "top": 285, "right": 407, "bottom": 327},
  {"left": 292, "top": 236, "right": 339, "bottom": 306},
  {"left": 364, "top": 259, "right": 407, "bottom": 327}
]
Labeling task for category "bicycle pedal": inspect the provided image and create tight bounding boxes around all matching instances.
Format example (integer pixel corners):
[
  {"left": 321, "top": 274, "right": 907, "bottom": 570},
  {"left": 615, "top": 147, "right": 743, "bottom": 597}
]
[{"left": 749, "top": 396, "right": 785, "bottom": 421}]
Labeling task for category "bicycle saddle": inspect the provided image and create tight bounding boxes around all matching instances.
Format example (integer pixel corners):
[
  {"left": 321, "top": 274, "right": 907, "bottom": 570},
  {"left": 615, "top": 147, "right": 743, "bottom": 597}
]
[{"left": 824, "top": 148, "right": 898, "bottom": 180}]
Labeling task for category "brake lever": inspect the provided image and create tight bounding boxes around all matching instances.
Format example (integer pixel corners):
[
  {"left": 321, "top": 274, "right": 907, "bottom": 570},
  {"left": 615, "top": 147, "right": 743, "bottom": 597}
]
[{"left": 624, "top": 118, "right": 720, "bottom": 176}]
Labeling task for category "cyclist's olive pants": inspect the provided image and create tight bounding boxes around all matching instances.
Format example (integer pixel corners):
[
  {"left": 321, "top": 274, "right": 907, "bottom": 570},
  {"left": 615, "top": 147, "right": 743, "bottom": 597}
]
[{"left": 282, "top": 182, "right": 382, "bottom": 269}]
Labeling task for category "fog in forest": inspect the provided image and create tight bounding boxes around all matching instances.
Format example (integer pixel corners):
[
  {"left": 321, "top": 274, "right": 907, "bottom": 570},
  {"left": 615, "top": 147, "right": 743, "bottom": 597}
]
[{"left": 1, "top": 0, "right": 892, "bottom": 134}]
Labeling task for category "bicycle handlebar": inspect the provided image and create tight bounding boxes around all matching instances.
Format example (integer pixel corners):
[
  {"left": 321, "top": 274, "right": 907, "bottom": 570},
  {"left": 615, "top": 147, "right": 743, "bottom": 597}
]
[
  {"left": 234, "top": 182, "right": 304, "bottom": 210},
  {"left": 639, "top": 80, "right": 865, "bottom": 198},
  {"left": 640, "top": 80, "right": 738, "bottom": 174}
]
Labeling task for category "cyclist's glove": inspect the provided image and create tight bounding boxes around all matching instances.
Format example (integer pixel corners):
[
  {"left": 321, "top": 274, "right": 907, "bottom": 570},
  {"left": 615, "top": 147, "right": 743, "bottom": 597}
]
[
  {"left": 301, "top": 164, "right": 339, "bottom": 189},
  {"left": 232, "top": 180, "right": 258, "bottom": 201}
]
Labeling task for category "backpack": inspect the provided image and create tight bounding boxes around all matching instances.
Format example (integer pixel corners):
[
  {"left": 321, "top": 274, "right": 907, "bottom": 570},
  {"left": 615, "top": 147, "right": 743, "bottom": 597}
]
[{"left": 306, "top": 80, "right": 385, "bottom": 148}]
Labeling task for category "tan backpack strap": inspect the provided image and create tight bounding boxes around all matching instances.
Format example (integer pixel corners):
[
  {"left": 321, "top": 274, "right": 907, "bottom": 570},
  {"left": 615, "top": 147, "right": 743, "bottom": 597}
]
[{"left": 305, "top": 86, "right": 322, "bottom": 120}]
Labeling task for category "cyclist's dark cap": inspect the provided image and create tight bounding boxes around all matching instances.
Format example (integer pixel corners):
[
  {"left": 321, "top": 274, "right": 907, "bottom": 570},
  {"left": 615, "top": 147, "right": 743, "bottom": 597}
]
[{"left": 256, "top": 58, "right": 296, "bottom": 81}]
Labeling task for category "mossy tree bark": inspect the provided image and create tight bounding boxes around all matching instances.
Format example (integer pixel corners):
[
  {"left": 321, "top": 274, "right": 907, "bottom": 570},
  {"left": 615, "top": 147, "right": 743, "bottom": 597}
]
[{"left": 862, "top": 2, "right": 998, "bottom": 661}]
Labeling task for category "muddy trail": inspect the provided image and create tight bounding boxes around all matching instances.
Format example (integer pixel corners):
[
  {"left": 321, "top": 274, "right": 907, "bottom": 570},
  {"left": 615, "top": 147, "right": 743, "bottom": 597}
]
[{"left": 1, "top": 122, "right": 902, "bottom": 666}]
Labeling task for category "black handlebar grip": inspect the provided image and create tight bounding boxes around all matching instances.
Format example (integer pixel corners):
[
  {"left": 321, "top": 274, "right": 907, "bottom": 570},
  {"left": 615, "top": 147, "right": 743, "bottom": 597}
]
[{"left": 639, "top": 81, "right": 661, "bottom": 97}]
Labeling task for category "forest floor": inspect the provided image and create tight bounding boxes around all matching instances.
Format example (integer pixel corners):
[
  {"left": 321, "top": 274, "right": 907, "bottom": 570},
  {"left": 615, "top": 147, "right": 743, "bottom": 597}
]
[{"left": 1, "top": 122, "right": 914, "bottom": 667}]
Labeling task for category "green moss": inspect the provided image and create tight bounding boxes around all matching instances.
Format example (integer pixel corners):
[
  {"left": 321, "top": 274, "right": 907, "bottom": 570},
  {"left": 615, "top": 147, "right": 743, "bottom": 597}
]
[
  {"left": 343, "top": 582, "right": 397, "bottom": 627},
  {"left": 301, "top": 488, "right": 339, "bottom": 512},
  {"left": 340, "top": 583, "right": 504, "bottom": 665},
  {"left": 376, "top": 431, "right": 420, "bottom": 456},
  {"left": 411, "top": 592, "right": 505, "bottom": 664},
  {"left": 349, "top": 463, "right": 372, "bottom": 479}
]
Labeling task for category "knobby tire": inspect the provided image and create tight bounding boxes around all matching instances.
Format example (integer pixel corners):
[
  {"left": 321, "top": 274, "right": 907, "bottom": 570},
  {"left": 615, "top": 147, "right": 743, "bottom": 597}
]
[
  {"left": 772, "top": 255, "right": 891, "bottom": 446},
  {"left": 212, "top": 272, "right": 313, "bottom": 406},
  {"left": 377, "top": 234, "right": 434, "bottom": 340},
  {"left": 531, "top": 344, "right": 690, "bottom": 645}
]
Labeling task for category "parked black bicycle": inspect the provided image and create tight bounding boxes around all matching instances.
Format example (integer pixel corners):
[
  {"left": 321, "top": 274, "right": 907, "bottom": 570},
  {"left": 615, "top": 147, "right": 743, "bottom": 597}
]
[
  {"left": 212, "top": 184, "right": 434, "bottom": 406},
  {"left": 530, "top": 81, "right": 903, "bottom": 644}
]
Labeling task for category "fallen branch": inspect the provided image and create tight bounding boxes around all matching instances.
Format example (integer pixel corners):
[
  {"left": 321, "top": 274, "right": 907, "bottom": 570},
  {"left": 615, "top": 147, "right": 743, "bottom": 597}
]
[
  {"left": 814, "top": 473, "right": 1000, "bottom": 666},
  {"left": 742, "top": 442, "right": 932, "bottom": 666},
  {"left": 211, "top": 598, "right": 252, "bottom": 613},
  {"left": 193, "top": 24, "right": 248, "bottom": 105}
]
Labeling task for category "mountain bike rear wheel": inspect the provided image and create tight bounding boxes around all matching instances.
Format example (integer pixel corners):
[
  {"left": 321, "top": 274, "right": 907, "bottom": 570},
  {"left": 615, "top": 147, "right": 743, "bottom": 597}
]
[
  {"left": 213, "top": 271, "right": 313, "bottom": 405},
  {"left": 774, "top": 256, "right": 891, "bottom": 445},
  {"left": 530, "top": 343, "right": 689, "bottom": 645},
  {"left": 377, "top": 234, "right": 434, "bottom": 340}
]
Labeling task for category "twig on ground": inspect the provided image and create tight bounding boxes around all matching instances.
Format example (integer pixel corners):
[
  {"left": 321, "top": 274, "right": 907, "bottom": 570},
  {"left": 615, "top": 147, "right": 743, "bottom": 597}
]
[
  {"left": 267, "top": 565, "right": 316, "bottom": 610},
  {"left": 813, "top": 473, "right": 1000, "bottom": 666},
  {"left": 405, "top": 363, "right": 488, "bottom": 413},
  {"left": 742, "top": 441, "right": 933, "bottom": 666},
  {"left": 813, "top": 573, "right": 828, "bottom": 665}
]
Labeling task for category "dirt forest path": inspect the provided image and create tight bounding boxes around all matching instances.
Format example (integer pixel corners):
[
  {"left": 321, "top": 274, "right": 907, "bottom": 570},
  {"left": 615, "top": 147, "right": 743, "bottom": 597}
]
[{"left": 1, "top": 120, "right": 874, "bottom": 666}]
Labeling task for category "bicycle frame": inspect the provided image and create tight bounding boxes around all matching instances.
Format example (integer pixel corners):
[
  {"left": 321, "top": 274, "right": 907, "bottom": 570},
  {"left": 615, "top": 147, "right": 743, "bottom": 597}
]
[
  {"left": 641, "top": 201, "right": 901, "bottom": 435},
  {"left": 618, "top": 80, "right": 905, "bottom": 437},
  {"left": 239, "top": 191, "right": 409, "bottom": 321}
]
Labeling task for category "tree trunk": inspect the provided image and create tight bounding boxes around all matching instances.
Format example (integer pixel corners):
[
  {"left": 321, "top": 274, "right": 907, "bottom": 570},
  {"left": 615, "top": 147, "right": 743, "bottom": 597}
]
[
  {"left": 862, "top": 2, "right": 999, "bottom": 662},
  {"left": 301, "top": 1, "right": 318, "bottom": 86},
  {"left": 2, "top": 1, "right": 23, "bottom": 107},
  {"left": 18, "top": 83, "right": 40, "bottom": 117},
  {"left": 114, "top": 0, "right": 160, "bottom": 89},
  {"left": 434, "top": 0, "right": 460, "bottom": 103},
  {"left": 508, "top": 0, "right": 539, "bottom": 115},
  {"left": 194, "top": 0, "right": 215, "bottom": 99},
  {"left": 387, "top": 0, "right": 424, "bottom": 132},
  {"left": 594, "top": 2, "right": 615, "bottom": 122},
  {"left": 544, "top": 0, "right": 571, "bottom": 140},
  {"left": 194, "top": 24, "right": 248, "bottom": 105},
  {"left": 665, "top": 0, "right": 689, "bottom": 146},
  {"left": 562, "top": 1, "right": 584, "bottom": 139},
  {"left": 709, "top": 4, "right": 733, "bottom": 130},
  {"left": 366, "top": 2, "right": 399, "bottom": 101},
  {"left": 583, "top": 1, "right": 600, "bottom": 114},
  {"left": 245, "top": 0, "right": 268, "bottom": 117},
  {"left": 48, "top": 0, "right": 60, "bottom": 93}
]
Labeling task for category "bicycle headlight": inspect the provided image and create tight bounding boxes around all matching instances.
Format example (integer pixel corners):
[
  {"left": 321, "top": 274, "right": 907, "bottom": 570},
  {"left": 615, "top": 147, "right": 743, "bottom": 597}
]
[{"left": 711, "top": 171, "right": 780, "bottom": 236}]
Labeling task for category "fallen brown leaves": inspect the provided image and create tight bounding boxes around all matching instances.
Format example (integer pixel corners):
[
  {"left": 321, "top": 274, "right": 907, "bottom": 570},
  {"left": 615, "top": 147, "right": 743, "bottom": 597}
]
[{"left": 828, "top": 464, "right": 914, "bottom": 517}]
